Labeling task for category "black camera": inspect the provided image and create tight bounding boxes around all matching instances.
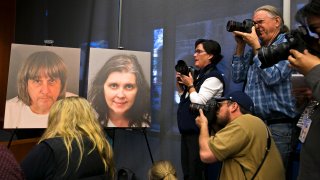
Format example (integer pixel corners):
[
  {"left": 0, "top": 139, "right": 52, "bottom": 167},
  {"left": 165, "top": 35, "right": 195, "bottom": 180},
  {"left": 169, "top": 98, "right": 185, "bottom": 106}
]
[
  {"left": 226, "top": 19, "right": 254, "bottom": 33},
  {"left": 258, "top": 26, "right": 320, "bottom": 68},
  {"left": 189, "top": 98, "right": 218, "bottom": 126},
  {"left": 175, "top": 60, "right": 195, "bottom": 76}
]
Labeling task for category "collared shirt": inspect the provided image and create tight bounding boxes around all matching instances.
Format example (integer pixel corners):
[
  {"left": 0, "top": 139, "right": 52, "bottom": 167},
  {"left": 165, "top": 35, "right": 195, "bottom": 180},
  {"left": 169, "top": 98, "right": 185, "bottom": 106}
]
[{"left": 232, "top": 33, "right": 298, "bottom": 119}]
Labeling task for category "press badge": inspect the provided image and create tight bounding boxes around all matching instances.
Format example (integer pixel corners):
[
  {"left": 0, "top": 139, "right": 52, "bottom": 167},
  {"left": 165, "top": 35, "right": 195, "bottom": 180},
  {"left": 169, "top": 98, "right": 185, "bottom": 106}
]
[{"left": 299, "top": 117, "right": 312, "bottom": 143}]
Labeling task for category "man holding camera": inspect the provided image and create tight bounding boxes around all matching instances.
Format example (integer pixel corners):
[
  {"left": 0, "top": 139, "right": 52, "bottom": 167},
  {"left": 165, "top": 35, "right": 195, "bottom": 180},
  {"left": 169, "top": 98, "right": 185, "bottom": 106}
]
[
  {"left": 196, "top": 91, "right": 285, "bottom": 180},
  {"left": 231, "top": 5, "right": 298, "bottom": 173},
  {"left": 288, "top": 1, "right": 320, "bottom": 179},
  {"left": 176, "top": 39, "right": 224, "bottom": 180}
]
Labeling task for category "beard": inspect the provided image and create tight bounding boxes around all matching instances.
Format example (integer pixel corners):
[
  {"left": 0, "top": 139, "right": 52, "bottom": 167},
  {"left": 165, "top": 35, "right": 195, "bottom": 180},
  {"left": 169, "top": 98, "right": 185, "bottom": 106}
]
[{"left": 216, "top": 111, "right": 230, "bottom": 127}]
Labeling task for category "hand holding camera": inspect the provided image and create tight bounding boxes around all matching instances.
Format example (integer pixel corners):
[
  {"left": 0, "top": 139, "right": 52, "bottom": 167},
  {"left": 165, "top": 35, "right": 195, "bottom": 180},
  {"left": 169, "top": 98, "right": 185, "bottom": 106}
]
[
  {"left": 258, "top": 26, "right": 320, "bottom": 68},
  {"left": 233, "top": 26, "right": 261, "bottom": 51},
  {"left": 226, "top": 19, "right": 261, "bottom": 53},
  {"left": 175, "top": 60, "right": 195, "bottom": 89},
  {"left": 288, "top": 49, "right": 320, "bottom": 75},
  {"left": 195, "top": 109, "right": 208, "bottom": 129}
]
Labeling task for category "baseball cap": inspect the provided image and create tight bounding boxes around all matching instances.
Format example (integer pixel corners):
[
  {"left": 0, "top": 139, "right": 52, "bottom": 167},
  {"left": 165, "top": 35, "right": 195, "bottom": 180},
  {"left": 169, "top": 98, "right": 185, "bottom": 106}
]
[{"left": 215, "top": 91, "right": 254, "bottom": 113}]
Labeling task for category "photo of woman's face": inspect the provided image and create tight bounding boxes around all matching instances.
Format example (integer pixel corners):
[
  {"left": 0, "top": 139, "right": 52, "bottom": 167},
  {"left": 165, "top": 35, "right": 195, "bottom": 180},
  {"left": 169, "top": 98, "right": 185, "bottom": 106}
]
[{"left": 103, "top": 71, "right": 138, "bottom": 117}]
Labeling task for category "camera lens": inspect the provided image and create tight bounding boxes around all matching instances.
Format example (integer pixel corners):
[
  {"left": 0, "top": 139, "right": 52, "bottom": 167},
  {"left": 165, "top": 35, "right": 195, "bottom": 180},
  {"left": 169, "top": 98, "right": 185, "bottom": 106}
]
[
  {"left": 226, "top": 20, "right": 243, "bottom": 32},
  {"left": 258, "top": 43, "right": 290, "bottom": 68},
  {"left": 226, "top": 19, "right": 254, "bottom": 33}
]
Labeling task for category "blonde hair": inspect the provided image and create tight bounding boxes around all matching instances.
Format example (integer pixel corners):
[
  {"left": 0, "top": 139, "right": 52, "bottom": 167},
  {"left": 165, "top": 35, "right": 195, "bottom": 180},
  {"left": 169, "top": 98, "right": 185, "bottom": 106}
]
[
  {"left": 40, "top": 97, "right": 115, "bottom": 177},
  {"left": 148, "top": 160, "right": 177, "bottom": 180}
]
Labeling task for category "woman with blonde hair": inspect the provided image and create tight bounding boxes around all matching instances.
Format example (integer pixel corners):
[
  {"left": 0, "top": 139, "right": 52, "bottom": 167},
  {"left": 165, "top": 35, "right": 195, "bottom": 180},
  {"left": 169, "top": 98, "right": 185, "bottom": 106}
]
[
  {"left": 148, "top": 160, "right": 177, "bottom": 180},
  {"left": 21, "top": 97, "right": 115, "bottom": 179}
]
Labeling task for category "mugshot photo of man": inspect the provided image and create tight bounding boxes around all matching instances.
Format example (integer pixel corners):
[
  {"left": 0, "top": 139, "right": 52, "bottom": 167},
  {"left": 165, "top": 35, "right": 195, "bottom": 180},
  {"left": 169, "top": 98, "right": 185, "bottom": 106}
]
[{"left": 4, "top": 44, "right": 80, "bottom": 129}]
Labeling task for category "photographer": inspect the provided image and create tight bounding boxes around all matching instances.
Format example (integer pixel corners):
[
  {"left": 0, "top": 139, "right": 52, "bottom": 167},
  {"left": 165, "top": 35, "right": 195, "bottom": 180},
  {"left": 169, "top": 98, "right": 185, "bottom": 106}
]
[
  {"left": 230, "top": 5, "right": 299, "bottom": 173},
  {"left": 176, "top": 39, "right": 224, "bottom": 180},
  {"left": 196, "top": 91, "right": 285, "bottom": 180},
  {"left": 288, "top": 1, "right": 320, "bottom": 179}
]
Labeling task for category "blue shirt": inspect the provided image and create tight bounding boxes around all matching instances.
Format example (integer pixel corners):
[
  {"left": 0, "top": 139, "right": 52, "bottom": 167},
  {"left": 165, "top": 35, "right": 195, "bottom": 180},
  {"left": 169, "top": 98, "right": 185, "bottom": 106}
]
[{"left": 232, "top": 33, "right": 298, "bottom": 119}]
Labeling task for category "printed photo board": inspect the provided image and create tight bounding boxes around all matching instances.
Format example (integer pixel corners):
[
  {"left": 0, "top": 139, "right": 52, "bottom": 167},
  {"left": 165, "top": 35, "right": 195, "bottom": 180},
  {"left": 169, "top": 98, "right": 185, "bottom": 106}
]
[
  {"left": 4, "top": 43, "right": 81, "bottom": 129},
  {"left": 87, "top": 48, "right": 151, "bottom": 128}
]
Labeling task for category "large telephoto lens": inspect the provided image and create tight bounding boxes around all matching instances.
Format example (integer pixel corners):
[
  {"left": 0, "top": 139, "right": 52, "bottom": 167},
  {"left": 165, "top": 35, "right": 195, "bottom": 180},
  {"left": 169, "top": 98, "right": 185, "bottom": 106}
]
[
  {"left": 258, "top": 43, "right": 290, "bottom": 68},
  {"left": 226, "top": 19, "right": 253, "bottom": 33},
  {"left": 226, "top": 20, "right": 244, "bottom": 32}
]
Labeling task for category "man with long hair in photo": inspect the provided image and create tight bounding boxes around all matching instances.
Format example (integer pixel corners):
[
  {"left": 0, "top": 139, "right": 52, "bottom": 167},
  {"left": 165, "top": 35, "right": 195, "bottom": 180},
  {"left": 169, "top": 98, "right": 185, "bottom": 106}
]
[{"left": 4, "top": 51, "right": 76, "bottom": 129}]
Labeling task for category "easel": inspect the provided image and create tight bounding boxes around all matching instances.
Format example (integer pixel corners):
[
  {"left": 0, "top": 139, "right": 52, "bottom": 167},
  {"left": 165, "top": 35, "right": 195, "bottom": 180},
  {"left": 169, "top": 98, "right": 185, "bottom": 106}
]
[
  {"left": 106, "top": 127, "right": 154, "bottom": 164},
  {"left": 107, "top": 6, "right": 154, "bottom": 164}
]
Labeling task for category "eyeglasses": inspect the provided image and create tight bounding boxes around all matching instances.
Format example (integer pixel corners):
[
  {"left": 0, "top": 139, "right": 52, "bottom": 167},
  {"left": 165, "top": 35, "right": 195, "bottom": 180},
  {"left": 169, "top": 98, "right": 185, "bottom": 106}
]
[{"left": 194, "top": 49, "right": 206, "bottom": 55}]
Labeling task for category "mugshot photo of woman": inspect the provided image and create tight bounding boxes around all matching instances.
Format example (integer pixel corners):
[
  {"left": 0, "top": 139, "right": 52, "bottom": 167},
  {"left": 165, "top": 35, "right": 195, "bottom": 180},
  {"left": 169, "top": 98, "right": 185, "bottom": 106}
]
[{"left": 88, "top": 52, "right": 151, "bottom": 128}]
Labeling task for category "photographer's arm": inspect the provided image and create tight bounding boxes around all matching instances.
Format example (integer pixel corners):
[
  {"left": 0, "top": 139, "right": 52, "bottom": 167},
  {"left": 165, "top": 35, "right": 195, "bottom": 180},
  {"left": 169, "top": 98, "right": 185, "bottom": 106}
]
[
  {"left": 176, "top": 72, "right": 184, "bottom": 95},
  {"left": 289, "top": 49, "right": 320, "bottom": 101},
  {"left": 233, "top": 33, "right": 246, "bottom": 56},
  {"left": 288, "top": 49, "right": 320, "bottom": 75},
  {"left": 234, "top": 27, "right": 261, "bottom": 55},
  {"left": 179, "top": 72, "right": 194, "bottom": 92},
  {"left": 196, "top": 109, "right": 218, "bottom": 163},
  {"left": 306, "top": 64, "right": 320, "bottom": 101},
  {"left": 189, "top": 77, "right": 223, "bottom": 104},
  {"left": 231, "top": 28, "right": 260, "bottom": 83},
  {"left": 232, "top": 53, "right": 252, "bottom": 83}
]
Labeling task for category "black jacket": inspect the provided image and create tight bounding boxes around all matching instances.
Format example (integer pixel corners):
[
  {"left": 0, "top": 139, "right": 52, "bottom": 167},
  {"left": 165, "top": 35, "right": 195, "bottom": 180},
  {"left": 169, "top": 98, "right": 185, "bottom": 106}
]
[{"left": 21, "top": 137, "right": 111, "bottom": 180}]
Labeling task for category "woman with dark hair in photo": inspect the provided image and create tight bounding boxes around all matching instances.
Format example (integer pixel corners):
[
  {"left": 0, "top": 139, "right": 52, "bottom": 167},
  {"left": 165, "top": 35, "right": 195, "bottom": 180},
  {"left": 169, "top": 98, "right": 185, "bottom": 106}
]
[
  {"left": 88, "top": 54, "right": 151, "bottom": 127},
  {"left": 21, "top": 97, "right": 115, "bottom": 179}
]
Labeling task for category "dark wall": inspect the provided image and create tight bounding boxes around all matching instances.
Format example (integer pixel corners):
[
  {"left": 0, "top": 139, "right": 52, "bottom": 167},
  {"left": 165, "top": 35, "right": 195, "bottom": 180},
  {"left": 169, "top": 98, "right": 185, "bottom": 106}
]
[
  {"left": 15, "top": 0, "right": 118, "bottom": 48},
  {"left": 0, "top": 1, "right": 16, "bottom": 125}
]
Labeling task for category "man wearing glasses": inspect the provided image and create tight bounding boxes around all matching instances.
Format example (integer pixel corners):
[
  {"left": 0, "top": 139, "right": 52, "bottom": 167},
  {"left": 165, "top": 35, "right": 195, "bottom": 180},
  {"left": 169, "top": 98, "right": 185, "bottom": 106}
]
[
  {"left": 196, "top": 91, "right": 285, "bottom": 180},
  {"left": 230, "top": 5, "right": 298, "bottom": 175},
  {"left": 176, "top": 39, "right": 224, "bottom": 180}
]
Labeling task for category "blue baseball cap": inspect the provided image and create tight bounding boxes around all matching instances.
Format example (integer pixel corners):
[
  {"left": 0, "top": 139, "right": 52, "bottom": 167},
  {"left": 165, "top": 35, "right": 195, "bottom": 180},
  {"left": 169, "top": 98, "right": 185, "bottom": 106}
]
[{"left": 216, "top": 91, "right": 254, "bottom": 113}]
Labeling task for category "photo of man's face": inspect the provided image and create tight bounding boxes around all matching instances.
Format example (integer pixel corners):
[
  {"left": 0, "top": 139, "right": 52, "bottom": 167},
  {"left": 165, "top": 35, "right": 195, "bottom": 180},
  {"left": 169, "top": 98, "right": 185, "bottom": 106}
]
[
  {"left": 27, "top": 71, "right": 62, "bottom": 114},
  {"left": 4, "top": 44, "right": 81, "bottom": 129}
]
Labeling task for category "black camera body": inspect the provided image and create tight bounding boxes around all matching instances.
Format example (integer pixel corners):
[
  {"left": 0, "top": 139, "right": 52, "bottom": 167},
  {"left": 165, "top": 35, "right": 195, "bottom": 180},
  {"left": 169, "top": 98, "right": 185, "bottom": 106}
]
[
  {"left": 226, "top": 19, "right": 254, "bottom": 33},
  {"left": 175, "top": 60, "right": 195, "bottom": 77},
  {"left": 189, "top": 98, "right": 218, "bottom": 127},
  {"left": 258, "top": 26, "right": 320, "bottom": 68}
]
